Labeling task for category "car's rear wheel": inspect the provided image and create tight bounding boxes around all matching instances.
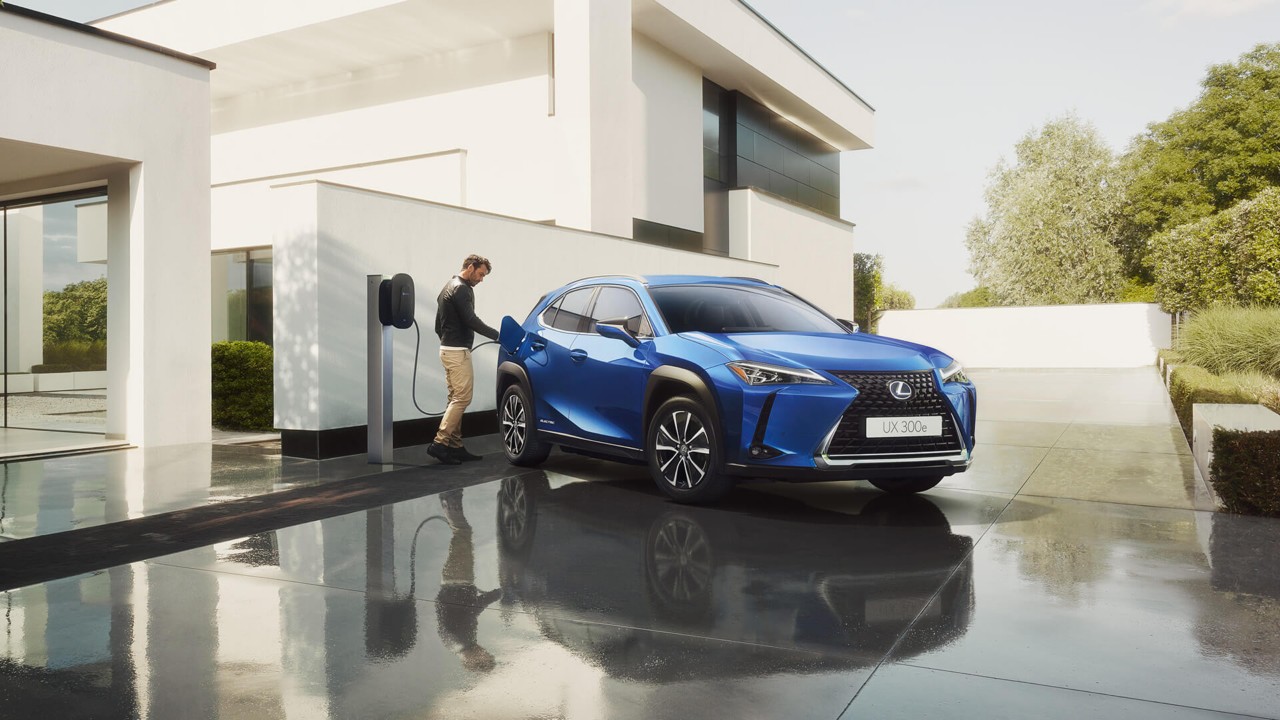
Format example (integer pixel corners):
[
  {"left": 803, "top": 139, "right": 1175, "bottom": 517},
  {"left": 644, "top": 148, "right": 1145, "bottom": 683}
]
[
  {"left": 646, "top": 396, "right": 731, "bottom": 504},
  {"left": 868, "top": 475, "right": 944, "bottom": 495},
  {"left": 501, "top": 384, "right": 551, "bottom": 466}
]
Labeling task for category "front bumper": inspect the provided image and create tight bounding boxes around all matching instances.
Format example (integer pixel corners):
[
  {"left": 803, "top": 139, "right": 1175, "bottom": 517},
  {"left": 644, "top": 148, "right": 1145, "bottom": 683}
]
[{"left": 709, "top": 365, "right": 977, "bottom": 481}]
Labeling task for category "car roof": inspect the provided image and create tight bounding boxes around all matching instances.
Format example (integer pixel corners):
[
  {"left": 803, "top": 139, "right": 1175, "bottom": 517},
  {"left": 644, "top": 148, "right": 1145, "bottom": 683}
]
[{"left": 563, "top": 274, "right": 775, "bottom": 290}]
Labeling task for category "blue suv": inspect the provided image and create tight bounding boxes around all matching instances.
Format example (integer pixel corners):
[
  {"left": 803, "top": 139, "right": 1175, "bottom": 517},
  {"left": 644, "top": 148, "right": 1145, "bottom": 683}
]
[{"left": 496, "top": 275, "right": 976, "bottom": 504}]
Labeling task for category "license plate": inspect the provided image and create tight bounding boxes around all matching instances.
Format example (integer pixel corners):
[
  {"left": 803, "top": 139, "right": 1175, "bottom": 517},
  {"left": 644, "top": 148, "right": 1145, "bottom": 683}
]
[{"left": 866, "top": 416, "right": 942, "bottom": 438}]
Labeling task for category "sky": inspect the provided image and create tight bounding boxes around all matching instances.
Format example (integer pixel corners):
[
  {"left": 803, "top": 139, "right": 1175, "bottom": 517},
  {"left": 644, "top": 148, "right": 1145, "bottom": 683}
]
[{"left": 17, "top": 0, "right": 1280, "bottom": 306}]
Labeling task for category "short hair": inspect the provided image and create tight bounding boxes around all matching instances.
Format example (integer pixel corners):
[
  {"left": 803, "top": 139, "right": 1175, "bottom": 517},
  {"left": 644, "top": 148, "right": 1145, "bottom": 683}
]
[{"left": 462, "top": 254, "right": 492, "bottom": 273}]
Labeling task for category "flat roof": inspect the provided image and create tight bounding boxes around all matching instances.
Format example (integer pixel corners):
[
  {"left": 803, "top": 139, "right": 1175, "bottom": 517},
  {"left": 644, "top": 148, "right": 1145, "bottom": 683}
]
[{"left": 2, "top": 3, "right": 215, "bottom": 70}]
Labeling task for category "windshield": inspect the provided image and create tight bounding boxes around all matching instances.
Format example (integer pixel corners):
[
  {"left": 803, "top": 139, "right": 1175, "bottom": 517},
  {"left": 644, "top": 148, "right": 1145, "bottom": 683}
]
[{"left": 649, "top": 285, "right": 846, "bottom": 334}]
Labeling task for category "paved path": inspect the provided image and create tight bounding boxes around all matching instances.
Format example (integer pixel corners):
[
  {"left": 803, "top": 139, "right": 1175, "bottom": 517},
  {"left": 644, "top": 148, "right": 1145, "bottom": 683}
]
[{"left": 0, "top": 368, "right": 1276, "bottom": 718}]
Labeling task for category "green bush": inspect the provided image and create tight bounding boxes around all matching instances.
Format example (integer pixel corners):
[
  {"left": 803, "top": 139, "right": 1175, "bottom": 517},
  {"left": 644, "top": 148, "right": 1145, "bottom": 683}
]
[
  {"left": 1211, "top": 428, "right": 1280, "bottom": 517},
  {"left": 1148, "top": 186, "right": 1280, "bottom": 314},
  {"left": 1118, "top": 278, "right": 1157, "bottom": 303},
  {"left": 212, "top": 341, "right": 273, "bottom": 431},
  {"left": 1179, "top": 306, "right": 1280, "bottom": 378},
  {"left": 1167, "top": 364, "right": 1260, "bottom": 438},
  {"left": 40, "top": 340, "right": 107, "bottom": 372}
]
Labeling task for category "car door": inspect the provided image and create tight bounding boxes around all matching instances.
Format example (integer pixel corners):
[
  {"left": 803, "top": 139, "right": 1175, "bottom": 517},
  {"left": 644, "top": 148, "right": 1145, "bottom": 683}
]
[
  {"left": 567, "top": 285, "right": 655, "bottom": 448},
  {"left": 528, "top": 286, "right": 596, "bottom": 438}
]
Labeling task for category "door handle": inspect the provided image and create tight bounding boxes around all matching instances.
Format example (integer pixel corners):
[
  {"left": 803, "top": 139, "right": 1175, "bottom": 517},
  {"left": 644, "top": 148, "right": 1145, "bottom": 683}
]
[{"left": 569, "top": 349, "right": 588, "bottom": 363}]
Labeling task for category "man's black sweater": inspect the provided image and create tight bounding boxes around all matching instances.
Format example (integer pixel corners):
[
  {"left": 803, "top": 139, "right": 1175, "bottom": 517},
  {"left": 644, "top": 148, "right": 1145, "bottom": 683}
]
[{"left": 435, "top": 276, "right": 499, "bottom": 348}]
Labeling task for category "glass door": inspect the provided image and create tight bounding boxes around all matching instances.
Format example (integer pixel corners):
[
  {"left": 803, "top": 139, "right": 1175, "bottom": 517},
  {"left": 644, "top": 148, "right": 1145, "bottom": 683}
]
[{"left": 2, "top": 189, "right": 109, "bottom": 434}]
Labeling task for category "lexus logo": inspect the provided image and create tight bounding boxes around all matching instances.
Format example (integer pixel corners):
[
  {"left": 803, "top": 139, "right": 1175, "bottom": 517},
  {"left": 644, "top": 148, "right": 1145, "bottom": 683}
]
[{"left": 888, "top": 380, "right": 914, "bottom": 401}]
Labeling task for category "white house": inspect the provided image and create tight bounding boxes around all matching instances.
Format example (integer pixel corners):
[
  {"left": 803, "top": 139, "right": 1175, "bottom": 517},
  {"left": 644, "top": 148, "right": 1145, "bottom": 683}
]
[
  {"left": 97, "top": 0, "right": 876, "bottom": 457},
  {"left": 0, "top": 5, "right": 213, "bottom": 454}
]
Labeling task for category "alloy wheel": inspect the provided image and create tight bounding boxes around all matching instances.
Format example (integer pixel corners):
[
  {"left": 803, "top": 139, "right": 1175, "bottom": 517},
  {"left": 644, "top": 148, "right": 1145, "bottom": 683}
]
[
  {"left": 502, "top": 392, "right": 526, "bottom": 456},
  {"left": 654, "top": 409, "right": 711, "bottom": 489}
]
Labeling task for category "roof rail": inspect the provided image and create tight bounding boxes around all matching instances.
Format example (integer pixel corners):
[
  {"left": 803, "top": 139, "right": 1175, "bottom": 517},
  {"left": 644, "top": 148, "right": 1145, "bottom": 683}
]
[
  {"left": 725, "top": 276, "right": 770, "bottom": 284},
  {"left": 571, "top": 274, "right": 647, "bottom": 284}
]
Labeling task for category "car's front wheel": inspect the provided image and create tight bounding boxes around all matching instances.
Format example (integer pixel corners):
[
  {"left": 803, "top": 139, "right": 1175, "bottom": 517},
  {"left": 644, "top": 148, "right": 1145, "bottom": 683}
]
[
  {"left": 646, "top": 396, "right": 731, "bottom": 504},
  {"left": 868, "top": 476, "right": 943, "bottom": 495},
  {"left": 500, "top": 384, "right": 551, "bottom": 466}
]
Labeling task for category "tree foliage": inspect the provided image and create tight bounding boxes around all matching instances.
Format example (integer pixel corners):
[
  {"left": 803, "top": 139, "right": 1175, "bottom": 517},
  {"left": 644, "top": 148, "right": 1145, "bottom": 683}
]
[
  {"left": 43, "top": 277, "right": 107, "bottom": 345},
  {"left": 965, "top": 115, "right": 1124, "bottom": 305},
  {"left": 1148, "top": 186, "right": 1280, "bottom": 314},
  {"left": 939, "top": 286, "right": 999, "bottom": 308},
  {"left": 852, "top": 252, "right": 882, "bottom": 330},
  {"left": 1118, "top": 43, "right": 1280, "bottom": 273},
  {"left": 879, "top": 283, "right": 915, "bottom": 311}
]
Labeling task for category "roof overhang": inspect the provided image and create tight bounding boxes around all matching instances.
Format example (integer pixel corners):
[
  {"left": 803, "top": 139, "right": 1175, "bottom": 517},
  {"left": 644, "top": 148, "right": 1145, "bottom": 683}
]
[
  {"left": 0, "top": 139, "right": 130, "bottom": 203},
  {"left": 634, "top": 0, "right": 874, "bottom": 151}
]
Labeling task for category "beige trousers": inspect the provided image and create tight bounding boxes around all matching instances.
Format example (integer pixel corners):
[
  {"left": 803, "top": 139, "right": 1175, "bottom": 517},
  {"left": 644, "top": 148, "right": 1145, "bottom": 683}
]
[{"left": 434, "top": 348, "right": 473, "bottom": 448}]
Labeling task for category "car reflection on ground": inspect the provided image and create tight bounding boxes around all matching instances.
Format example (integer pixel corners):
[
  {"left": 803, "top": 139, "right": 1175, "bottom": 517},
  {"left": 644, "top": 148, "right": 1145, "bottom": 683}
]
[{"left": 494, "top": 471, "right": 975, "bottom": 681}]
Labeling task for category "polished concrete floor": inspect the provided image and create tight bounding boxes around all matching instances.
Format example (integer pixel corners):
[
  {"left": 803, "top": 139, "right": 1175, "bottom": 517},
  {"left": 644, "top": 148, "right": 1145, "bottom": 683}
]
[{"left": 2, "top": 368, "right": 1278, "bottom": 718}]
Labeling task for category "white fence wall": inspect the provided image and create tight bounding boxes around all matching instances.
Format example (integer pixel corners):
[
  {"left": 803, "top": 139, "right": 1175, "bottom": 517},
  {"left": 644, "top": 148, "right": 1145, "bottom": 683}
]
[
  {"left": 878, "top": 303, "right": 1172, "bottom": 369},
  {"left": 274, "top": 181, "right": 782, "bottom": 432}
]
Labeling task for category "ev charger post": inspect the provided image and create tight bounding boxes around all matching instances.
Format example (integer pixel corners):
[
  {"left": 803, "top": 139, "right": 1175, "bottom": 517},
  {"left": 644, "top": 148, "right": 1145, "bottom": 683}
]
[{"left": 368, "top": 274, "right": 393, "bottom": 463}]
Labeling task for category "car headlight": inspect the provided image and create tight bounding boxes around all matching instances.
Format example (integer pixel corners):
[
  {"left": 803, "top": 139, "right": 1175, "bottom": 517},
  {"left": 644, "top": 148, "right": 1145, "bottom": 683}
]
[
  {"left": 727, "top": 361, "right": 831, "bottom": 386},
  {"left": 940, "top": 360, "right": 970, "bottom": 384}
]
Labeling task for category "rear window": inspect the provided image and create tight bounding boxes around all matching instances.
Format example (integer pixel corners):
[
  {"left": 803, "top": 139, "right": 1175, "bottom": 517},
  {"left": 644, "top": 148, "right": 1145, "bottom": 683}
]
[{"left": 650, "top": 285, "right": 843, "bottom": 334}]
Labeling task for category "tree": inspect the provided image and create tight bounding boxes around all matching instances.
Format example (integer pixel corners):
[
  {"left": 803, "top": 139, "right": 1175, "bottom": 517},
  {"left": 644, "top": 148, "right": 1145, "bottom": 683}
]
[
  {"left": 852, "top": 252, "right": 882, "bottom": 330},
  {"left": 939, "top": 286, "right": 999, "bottom": 308},
  {"left": 879, "top": 284, "right": 915, "bottom": 311},
  {"left": 965, "top": 114, "right": 1124, "bottom": 305},
  {"left": 44, "top": 277, "right": 108, "bottom": 345},
  {"left": 1118, "top": 43, "right": 1280, "bottom": 273}
]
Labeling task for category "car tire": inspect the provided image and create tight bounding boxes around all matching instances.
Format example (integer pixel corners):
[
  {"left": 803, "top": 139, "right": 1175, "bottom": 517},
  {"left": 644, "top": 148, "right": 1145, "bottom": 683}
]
[
  {"left": 646, "top": 396, "right": 732, "bottom": 504},
  {"left": 500, "top": 384, "right": 551, "bottom": 467},
  {"left": 868, "top": 475, "right": 944, "bottom": 495}
]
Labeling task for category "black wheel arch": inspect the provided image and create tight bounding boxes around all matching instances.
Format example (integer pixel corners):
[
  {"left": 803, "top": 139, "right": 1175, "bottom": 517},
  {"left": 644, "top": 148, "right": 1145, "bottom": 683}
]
[
  {"left": 643, "top": 366, "right": 723, "bottom": 445},
  {"left": 496, "top": 361, "right": 532, "bottom": 405}
]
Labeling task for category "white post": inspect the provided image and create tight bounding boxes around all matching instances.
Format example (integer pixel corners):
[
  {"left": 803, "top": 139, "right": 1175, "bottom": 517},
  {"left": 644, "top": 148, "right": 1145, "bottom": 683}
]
[{"left": 367, "top": 275, "right": 393, "bottom": 463}]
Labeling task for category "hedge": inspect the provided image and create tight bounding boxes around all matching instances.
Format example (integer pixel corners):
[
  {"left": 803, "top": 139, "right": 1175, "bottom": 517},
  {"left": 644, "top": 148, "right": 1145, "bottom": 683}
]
[
  {"left": 1148, "top": 186, "right": 1280, "bottom": 314},
  {"left": 1211, "top": 428, "right": 1280, "bottom": 518},
  {"left": 1167, "top": 364, "right": 1259, "bottom": 439},
  {"left": 212, "top": 341, "right": 273, "bottom": 431}
]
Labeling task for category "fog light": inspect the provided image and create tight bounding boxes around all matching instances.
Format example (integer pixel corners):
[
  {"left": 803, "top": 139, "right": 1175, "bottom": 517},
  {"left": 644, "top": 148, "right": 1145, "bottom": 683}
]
[{"left": 749, "top": 444, "right": 781, "bottom": 459}]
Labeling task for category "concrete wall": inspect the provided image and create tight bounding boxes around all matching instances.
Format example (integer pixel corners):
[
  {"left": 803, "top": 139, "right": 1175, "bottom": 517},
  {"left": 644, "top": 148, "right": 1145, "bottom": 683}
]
[
  {"left": 631, "top": 32, "right": 703, "bottom": 234},
  {"left": 728, "top": 187, "right": 855, "bottom": 319},
  {"left": 273, "top": 182, "right": 779, "bottom": 432},
  {"left": 0, "top": 10, "right": 212, "bottom": 446},
  {"left": 878, "top": 304, "right": 1173, "bottom": 368}
]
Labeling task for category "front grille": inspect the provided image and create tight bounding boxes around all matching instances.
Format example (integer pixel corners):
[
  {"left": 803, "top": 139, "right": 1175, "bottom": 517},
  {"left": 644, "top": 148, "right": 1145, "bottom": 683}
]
[{"left": 825, "top": 371, "right": 963, "bottom": 457}]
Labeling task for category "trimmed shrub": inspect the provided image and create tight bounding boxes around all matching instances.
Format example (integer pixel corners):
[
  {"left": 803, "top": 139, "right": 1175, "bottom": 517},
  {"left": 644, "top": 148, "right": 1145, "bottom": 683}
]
[
  {"left": 212, "top": 341, "right": 273, "bottom": 431},
  {"left": 41, "top": 340, "right": 107, "bottom": 372},
  {"left": 1118, "top": 278, "right": 1157, "bottom": 303},
  {"left": 1148, "top": 186, "right": 1280, "bottom": 314},
  {"left": 1211, "top": 428, "right": 1280, "bottom": 517},
  {"left": 1167, "top": 364, "right": 1260, "bottom": 438},
  {"left": 1179, "top": 306, "right": 1280, "bottom": 378}
]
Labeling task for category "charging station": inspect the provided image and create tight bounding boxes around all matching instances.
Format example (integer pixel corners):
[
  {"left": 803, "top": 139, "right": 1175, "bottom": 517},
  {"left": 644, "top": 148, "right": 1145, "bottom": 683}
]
[{"left": 368, "top": 273, "right": 415, "bottom": 464}]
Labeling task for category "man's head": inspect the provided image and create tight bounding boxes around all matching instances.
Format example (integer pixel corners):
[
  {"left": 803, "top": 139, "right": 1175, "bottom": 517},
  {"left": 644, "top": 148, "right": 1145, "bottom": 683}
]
[{"left": 459, "top": 254, "right": 492, "bottom": 286}]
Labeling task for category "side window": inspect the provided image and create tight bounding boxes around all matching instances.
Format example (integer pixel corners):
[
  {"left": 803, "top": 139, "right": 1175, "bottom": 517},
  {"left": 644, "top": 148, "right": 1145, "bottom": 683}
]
[
  {"left": 592, "top": 286, "right": 652, "bottom": 337},
  {"left": 548, "top": 288, "right": 595, "bottom": 333}
]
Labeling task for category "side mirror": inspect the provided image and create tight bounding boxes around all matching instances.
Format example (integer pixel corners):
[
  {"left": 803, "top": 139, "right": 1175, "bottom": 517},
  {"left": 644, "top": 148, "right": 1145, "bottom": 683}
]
[
  {"left": 838, "top": 319, "right": 859, "bottom": 333},
  {"left": 596, "top": 320, "right": 641, "bottom": 348}
]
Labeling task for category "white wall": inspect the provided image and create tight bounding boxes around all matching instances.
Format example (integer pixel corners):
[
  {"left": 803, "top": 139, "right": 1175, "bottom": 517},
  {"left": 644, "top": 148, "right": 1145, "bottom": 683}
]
[
  {"left": 727, "top": 188, "right": 854, "bottom": 319},
  {"left": 274, "top": 182, "right": 778, "bottom": 432},
  {"left": 5, "top": 208, "right": 44, "bottom": 373},
  {"left": 1, "top": 11, "right": 212, "bottom": 446},
  {"left": 631, "top": 33, "right": 703, "bottom": 234},
  {"left": 206, "top": 34, "right": 556, "bottom": 247},
  {"left": 76, "top": 200, "right": 108, "bottom": 263},
  {"left": 878, "top": 304, "right": 1173, "bottom": 368}
]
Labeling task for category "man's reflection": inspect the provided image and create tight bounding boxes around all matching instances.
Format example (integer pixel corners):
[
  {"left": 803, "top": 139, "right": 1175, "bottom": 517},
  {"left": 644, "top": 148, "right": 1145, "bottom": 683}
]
[{"left": 437, "top": 489, "right": 502, "bottom": 673}]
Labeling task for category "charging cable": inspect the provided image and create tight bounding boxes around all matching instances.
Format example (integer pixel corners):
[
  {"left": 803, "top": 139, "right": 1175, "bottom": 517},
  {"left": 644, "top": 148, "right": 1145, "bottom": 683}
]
[{"left": 410, "top": 319, "right": 499, "bottom": 416}]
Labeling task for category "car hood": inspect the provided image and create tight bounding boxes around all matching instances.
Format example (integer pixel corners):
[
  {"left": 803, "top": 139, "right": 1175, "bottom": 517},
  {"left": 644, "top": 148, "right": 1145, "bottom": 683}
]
[{"left": 682, "top": 332, "right": 948, "bottom": 373}]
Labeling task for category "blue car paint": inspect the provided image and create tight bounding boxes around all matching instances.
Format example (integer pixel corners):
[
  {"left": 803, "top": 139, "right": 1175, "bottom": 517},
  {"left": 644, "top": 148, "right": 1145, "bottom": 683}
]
[{"left": 498, "top": 275, "right": 977, "bottom": 481}]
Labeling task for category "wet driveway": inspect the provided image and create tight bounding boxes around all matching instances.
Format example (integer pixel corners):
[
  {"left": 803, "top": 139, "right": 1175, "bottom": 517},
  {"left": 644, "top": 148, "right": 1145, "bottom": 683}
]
[{"left": 2, "top": 368, "right": 1279, "bottom": 718}]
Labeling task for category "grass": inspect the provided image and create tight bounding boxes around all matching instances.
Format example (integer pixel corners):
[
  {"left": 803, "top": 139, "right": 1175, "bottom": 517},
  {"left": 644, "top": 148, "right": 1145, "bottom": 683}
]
[{"left": 1179, "top": 307, "right": 1280, "bottom": 379}]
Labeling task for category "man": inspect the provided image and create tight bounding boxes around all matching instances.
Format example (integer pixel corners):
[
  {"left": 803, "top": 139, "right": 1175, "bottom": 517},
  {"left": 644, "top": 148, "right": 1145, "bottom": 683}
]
[{"left": 428, "top": 254, "right": 499, "bottom": 465}]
